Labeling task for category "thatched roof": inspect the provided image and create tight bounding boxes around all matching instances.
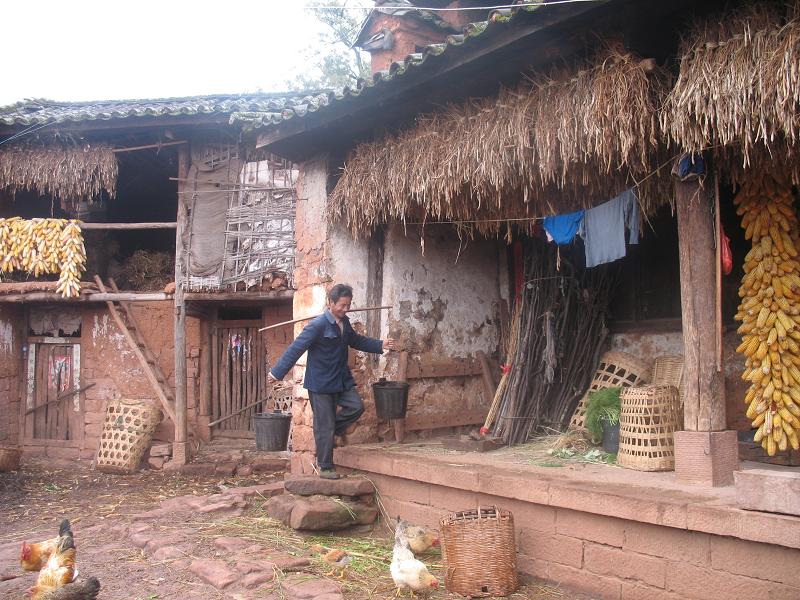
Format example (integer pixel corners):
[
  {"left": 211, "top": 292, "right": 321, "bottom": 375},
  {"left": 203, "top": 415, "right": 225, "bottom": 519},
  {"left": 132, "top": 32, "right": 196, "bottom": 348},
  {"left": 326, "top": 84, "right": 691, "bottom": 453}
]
[
  {"left": 663, "top": 1, "right": 800, "bottom": 162},
  {"left": 329, "top": 45, "right": 671, "bottom": 237},
  {"left": 0, "top": 142, "right": 117, "bottom": 209}
]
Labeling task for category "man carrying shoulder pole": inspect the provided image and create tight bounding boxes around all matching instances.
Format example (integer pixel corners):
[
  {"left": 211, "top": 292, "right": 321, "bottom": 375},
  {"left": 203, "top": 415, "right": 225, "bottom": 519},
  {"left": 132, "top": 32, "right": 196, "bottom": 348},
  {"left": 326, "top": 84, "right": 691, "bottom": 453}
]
[{"left": 268, "top": 283, "right": 395, "bottom": 480}]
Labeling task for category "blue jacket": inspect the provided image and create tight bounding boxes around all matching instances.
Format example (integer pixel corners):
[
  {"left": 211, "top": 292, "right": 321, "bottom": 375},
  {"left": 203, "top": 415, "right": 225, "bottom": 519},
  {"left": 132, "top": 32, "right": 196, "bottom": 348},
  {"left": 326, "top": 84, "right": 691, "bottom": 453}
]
[{"left": 270, "top": 309, "right": 384, "bottom": 393}]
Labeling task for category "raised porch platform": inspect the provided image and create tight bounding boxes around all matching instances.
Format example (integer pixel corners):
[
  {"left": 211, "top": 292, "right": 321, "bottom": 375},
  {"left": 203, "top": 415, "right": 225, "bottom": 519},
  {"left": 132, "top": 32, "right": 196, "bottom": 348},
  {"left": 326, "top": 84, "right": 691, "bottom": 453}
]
[{"left": 334, "top": 441, "right": 800, "bottom": 600}]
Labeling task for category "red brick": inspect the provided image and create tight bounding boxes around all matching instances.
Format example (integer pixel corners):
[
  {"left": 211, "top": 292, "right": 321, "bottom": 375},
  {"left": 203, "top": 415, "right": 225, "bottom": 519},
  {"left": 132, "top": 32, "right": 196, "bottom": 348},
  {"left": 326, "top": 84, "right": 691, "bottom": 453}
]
[
  {"left": 517, "top": 533, "right": 583, "bottom": 568},
  {"left": 710, "top": 536, "right": 800, "bottom": 587},
  {"left": 516, "top": 554, "right": 550, "bottom": 580},
  {"left": 428, "top": 461, "right": 479, "bottom": 490},
  {"left": 621, "top": 582, "right": 688, "bottom": 600},
  {"left": 687, "top": 503, "right": 800, "bottom": 550},
  {"left": 381, "top": 497, "right": 448, "bottom": 530},
  {"left": 623, "top": 521, "right": 710, "bottom": 565},
  {"left": 290, "top": 452, "right": 316, "bottom": 476},
  {"left": 477, "top": 468, "right": 550, "bottom": 504},
  {"left": 368, "top": 472, "right": 430, "bottom": 505},
  {"left": 549, "top": 562, "right": 622, "bottom": 600},
  {"left": 549, "top": 483, "right": 687, "bottom": 529},
  {"left": 429, "top": 484, "right": 478, "bottom": 512},
  {"left": 556, "top": 509, "right": 624, "bottom": 547},
  {"left": 389, "top": 455, "right": 433, "bottom": 482},
  {"left": 666, "top": 562, "right": 775, "bottom": 600},
  {"left": 584, "top": 543, "right": 665, "bottom": 588},
  {"left": 495, "top": 497, "right": 555, "bottom": 534}
]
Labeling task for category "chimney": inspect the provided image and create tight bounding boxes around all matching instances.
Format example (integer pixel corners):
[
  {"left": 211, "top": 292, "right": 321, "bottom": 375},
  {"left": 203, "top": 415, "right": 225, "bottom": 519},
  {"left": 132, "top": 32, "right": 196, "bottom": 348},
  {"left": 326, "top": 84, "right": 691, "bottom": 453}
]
[{"left": 355, "top": 1, "right": 465, "bottom": 75}]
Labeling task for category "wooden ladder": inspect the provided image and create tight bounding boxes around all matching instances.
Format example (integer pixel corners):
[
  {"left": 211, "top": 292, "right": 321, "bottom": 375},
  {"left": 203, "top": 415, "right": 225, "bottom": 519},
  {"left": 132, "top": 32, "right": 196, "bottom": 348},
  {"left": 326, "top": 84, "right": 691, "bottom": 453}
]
[{"left": 94, "top": 275, "right": 179, "bottom": 427}]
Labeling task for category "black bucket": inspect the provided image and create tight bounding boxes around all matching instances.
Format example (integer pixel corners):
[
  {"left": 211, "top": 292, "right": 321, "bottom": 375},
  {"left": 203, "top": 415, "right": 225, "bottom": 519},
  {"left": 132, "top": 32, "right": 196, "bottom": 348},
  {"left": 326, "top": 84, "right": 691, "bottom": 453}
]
[
  {"left": 372, "top": 379, "right": 409, "bottom": 420},
  {"left": 253, "top": 412, "right": 292, "bottom": 451},
  {"left": 602, "top": 422, "right": 620, "bottom": 454}
]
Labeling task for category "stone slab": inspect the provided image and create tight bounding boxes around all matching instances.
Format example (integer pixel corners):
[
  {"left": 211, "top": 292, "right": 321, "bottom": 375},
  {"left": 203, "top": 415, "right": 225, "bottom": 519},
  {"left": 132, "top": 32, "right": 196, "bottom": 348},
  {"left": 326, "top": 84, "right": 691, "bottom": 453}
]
[
  {"left": 735, "top": 469, "right": 800, "bottom": 516},
  {"left": 289, "top": 495, "right": 379, "bottom": 530},
  {"left": 284, "top": 476, "right": 374, "bottom": 497},
  {"left": 675, "top": 430, "right": 739, "bottom": 487},
  {"left": 281, "top": 574, "right": 341, "bottom": 599},
  {"left": 189, "top": 559, "right": 238, "bottom": 589}
]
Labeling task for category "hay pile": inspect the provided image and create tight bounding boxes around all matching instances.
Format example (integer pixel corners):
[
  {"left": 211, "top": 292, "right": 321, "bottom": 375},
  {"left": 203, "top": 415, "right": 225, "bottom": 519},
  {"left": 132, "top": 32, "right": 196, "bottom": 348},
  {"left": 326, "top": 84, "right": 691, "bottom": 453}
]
[
  {"left": 663, "top": 1, "right": 800, "bottom": 162},
  {"left": 0, "top": 141, "right": 117, "bottom": 210},
  {"left": 329, "top": 44, "right": 671, "bottom": 237},
  {"left": 119, "top": 250, "right": 174, "bottom": 291}
]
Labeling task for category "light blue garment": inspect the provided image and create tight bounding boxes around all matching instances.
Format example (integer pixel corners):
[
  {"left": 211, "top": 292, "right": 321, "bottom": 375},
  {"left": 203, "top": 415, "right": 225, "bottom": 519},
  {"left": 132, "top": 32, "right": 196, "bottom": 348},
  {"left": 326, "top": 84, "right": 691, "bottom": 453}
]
[
  {"left": 582, "top": 189, "right": 639, "bottom": 268},
  {"left": 543, "top": 210, "right": 585, "bottom": 245}
]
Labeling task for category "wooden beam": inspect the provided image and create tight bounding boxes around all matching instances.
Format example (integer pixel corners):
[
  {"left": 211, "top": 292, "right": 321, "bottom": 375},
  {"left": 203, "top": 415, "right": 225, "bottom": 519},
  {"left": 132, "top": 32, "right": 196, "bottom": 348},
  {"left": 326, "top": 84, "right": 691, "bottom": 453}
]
[
  {"left": 675, "top": 178, "right": 725, "bottom": 431},
  {"left": 405, "top": 408, "right": 488, "bottom": 432},
  {"left": 0, "top": 292, "right": 172, "bottom": 303},
  {"left": 476, "top": 350, "right": 497, "bottom": 405},
  {"left": 112, "top": 140, "right": 187, "bottom": 153},
  {"left": 185, "top": 290, "right": 294, "bottom": 302},
  {"left": 79, "top": 222, "right": 177, "bottom": 230}
]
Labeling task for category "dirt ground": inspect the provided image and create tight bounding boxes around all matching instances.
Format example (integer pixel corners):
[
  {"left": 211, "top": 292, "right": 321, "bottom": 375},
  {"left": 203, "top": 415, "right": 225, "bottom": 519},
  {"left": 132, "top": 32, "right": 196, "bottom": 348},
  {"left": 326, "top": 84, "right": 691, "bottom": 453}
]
[{"left": 0, "top": 458, "right": 588, "bottom": 600}]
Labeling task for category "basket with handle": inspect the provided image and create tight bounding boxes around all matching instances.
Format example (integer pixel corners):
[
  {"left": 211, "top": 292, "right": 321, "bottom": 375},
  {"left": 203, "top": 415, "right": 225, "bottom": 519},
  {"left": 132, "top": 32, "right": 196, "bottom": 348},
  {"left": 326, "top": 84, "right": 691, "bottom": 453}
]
[
  {"left": 95, "top": 399, "right": 163, "bottom": 474},
  {"left": 440, "top": 506, "right": 518, "bottom": 597},
  {"left": 570, "top": 351, "right": 652, "bottom": 429},
  {"left": 617, "top": 385, "right": 681, "bottom": 471},
  {"left": 0, "top": 445, "right": 22, "bottom": 472}
]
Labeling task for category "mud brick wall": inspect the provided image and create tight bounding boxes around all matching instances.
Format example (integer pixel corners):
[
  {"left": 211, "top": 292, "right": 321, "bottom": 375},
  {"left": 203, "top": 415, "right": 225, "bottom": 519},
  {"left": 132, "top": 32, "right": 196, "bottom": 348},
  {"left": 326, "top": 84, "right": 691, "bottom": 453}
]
[{"left": 0, "top": 304, "right": 24, "bottom": 445}]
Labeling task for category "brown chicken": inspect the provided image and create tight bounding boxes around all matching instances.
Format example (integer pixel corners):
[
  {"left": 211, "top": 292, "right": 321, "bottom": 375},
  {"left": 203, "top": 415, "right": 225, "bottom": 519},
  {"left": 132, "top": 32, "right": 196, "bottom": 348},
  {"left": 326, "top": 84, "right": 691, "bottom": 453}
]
[
  {"left": 310, "top": 544, "right": 351, "bottom": 579},
  {"left": 34, "top": 577, "right": 100, "bottom": 600},
  {"left": 28, "top": 533, "right": 78, "bottom": 600},
  {"left": 403, "top": 525, "right": 440, "bottom": 555},
  {"left": 20, "top": 519, "right": 71, "bottom": 572}
]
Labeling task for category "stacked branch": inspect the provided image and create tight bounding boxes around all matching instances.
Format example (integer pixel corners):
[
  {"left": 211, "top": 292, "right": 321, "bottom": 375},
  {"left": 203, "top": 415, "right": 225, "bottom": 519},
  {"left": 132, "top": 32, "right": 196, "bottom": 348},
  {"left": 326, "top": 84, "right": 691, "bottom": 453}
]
[
  {"left": 492, "top": 241, "right": 613, "bottom": 444},
  {"left": 0, "top": 142, "right": 117, "bottom": 210},
  {"left": 329, "top": 45, "right": 670, "bottom": 237}
]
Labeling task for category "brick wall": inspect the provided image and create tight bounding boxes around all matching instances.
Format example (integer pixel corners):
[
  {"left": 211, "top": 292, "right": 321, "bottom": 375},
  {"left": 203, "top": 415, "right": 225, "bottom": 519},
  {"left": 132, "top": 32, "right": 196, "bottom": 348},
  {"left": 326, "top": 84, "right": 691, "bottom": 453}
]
[
  {"left": 367, "top": 472, "right": 800, "bottom": 599},
  {"left": 0, "top": 304, "right": 23, "bottom": 446}
]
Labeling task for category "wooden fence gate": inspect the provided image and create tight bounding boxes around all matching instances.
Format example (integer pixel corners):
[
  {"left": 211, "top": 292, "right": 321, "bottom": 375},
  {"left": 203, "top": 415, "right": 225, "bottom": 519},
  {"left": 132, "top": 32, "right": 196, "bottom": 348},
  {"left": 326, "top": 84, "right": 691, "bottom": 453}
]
[
  {"left": 26, "top": 341, "right": 81, "bottom": 441},
  {"left": 212, "top": 322, "right": 267, "bottom": 433}
]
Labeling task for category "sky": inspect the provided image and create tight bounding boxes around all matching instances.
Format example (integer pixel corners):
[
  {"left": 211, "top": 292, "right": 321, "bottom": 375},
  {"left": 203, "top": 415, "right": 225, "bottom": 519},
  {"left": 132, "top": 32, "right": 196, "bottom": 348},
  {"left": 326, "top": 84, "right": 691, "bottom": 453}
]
[{"left": 0, "top": 1, "right": 337, "bottom": 106}]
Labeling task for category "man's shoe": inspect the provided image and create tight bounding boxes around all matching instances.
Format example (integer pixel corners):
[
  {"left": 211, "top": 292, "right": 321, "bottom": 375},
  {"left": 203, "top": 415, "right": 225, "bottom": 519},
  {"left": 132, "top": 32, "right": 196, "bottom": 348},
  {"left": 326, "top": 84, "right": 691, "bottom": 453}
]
[{"left": 319, "top": 469, "right": 341, "bottom": 480}]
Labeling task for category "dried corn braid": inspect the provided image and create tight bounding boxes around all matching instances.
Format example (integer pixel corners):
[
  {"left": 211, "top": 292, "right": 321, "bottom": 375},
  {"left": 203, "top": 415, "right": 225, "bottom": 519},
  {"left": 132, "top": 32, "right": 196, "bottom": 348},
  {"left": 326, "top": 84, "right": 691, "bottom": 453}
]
[
  {"left": 0, "top": 218, "right": 86, "bottom": 298},
  {"left": 735, "top": 174, "right": 800, "bottom": 455}
]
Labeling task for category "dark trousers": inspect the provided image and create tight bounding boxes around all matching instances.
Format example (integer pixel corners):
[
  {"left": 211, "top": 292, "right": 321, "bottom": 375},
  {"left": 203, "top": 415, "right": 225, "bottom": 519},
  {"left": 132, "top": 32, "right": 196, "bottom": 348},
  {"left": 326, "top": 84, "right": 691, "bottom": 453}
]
[{"left": 308, "top": 388, "right": 364, "bottom": 470}]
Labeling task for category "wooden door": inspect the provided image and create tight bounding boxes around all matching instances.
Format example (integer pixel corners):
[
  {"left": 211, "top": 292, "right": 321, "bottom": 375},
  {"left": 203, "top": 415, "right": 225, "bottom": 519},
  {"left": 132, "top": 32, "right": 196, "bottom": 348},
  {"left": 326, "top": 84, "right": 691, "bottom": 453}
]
[
  {"left": 212, "top": 322, "right": 266, "bottom": 433},
  {"left": 28, "top": 343, "right": 80, "bottom": 441}
]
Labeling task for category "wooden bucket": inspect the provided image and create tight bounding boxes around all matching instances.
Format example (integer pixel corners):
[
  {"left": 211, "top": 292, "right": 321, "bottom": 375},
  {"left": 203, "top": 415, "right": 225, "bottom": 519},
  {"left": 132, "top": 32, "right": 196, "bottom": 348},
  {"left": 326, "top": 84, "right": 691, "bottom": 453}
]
[
  {"left": 617, "top": 385, "right": 681, "bottom": 471},
  {"left": 95, "top": 400, "right": 163, "bottom": 474},
  {"left": 440, "top": 506, "right": 518, "bottom": 597}
]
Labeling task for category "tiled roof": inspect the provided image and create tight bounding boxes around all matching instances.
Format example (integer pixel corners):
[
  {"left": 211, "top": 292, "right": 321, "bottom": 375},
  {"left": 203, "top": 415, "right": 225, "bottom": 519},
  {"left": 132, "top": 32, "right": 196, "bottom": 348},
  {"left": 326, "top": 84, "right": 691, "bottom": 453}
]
[
  {"left": 0, "top": 92, "right": 331, "bottom": 128},
  {"left": 234, "top": 4, "right": 541, "bottom": 133},
  {"left": 354, "top": 1, "right": 461, "bottom": 46}
]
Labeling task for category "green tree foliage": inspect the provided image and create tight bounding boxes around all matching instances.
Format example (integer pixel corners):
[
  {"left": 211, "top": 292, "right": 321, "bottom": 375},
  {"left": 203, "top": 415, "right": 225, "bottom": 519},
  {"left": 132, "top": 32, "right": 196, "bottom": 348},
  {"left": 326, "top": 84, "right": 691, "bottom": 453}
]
[{"left": 288, "top": 1, "right": 371, "bottom": 91}]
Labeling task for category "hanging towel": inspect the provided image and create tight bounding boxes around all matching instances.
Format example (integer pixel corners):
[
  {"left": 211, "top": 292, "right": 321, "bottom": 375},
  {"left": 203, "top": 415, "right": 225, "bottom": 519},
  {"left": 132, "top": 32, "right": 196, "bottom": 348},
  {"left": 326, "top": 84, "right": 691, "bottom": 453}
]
[
  {"left": 543, "top": 210, "right": 585, "bottom": 245},
  {"left": 582, "top": 189, "right": 639, "bottom": 268}
]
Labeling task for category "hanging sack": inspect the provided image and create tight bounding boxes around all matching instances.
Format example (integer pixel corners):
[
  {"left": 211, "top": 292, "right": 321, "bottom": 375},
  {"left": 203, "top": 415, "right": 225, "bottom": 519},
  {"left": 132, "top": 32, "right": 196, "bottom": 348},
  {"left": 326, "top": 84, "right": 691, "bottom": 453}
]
[{"left": 721, "top": 226, "right": 733, "bottom": 276}]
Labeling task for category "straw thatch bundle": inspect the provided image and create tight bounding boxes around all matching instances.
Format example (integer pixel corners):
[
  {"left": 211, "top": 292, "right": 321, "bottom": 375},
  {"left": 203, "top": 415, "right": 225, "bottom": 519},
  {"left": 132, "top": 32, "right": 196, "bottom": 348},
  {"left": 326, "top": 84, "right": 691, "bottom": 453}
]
[
  {"left": 0, "top": 142, "right": 117, "bottom": 210},
  {"left": 329, "top": 44, "right": 671, "bottom": 237},
  {"left": 663, "top": 1, "right": 800, "bottom": 162}
]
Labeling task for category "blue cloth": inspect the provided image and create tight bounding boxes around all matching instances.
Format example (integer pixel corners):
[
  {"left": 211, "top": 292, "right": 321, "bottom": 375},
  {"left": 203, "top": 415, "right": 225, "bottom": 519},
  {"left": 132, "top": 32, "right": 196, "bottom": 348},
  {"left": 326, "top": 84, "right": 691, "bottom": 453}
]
[
  {"left": 582, "top": 189, "right": 639, "bottom": 268},
  {"left": 270, "top": 309, "right": 384, "bottom": 393},
  {"left": 543, "top": 210, "right": 585, "bottom": 245},
  {"left": 674, "top": 153, "right": 705, "bottom": 181}
]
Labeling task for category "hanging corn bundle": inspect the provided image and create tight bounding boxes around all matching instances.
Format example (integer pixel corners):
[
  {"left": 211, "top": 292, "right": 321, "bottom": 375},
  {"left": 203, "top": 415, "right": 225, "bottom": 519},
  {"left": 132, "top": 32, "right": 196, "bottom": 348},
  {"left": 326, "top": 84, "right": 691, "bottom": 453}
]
[
  {"left": 0, "top": 218, "right": 86, "bottom": 298},
  {"left": 734, "top": 174, "right": 800, "bottom": 456}
]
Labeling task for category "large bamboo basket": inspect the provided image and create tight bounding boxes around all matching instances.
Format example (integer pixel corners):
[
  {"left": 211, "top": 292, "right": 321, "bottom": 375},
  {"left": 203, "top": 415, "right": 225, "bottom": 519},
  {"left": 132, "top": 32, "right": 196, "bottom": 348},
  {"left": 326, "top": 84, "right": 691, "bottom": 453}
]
[
  {"left": 95, "top": 400, "right": 163, "bottom": 474},
  {"left": 440, "top": 506, "right": 518, "bottom": 598},
  {"left": 617, "top": 385, "right": 681, "bottom": 471},
  {"left": 570, "top": 351, "right": 652, "bottom": 429}
]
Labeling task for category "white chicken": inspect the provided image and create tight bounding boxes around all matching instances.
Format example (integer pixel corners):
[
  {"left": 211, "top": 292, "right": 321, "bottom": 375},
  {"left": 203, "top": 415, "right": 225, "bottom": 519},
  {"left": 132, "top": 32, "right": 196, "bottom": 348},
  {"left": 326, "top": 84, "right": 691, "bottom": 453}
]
[{"left": 391, "top": 523, "right": 439, "bottom": 597}]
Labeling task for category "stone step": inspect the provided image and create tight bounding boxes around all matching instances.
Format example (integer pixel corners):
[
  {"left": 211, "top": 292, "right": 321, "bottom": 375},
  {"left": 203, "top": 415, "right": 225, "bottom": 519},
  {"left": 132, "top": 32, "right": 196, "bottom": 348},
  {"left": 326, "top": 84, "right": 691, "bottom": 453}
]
[
  {"left": 735, "top": 468, "right": 800, "bottom": 516},
  {"left": 283, "top": 475, "right": 375, "bottom": 497},
  {"left": 266, "top": 492, "right": 378, "bottom": 531}
]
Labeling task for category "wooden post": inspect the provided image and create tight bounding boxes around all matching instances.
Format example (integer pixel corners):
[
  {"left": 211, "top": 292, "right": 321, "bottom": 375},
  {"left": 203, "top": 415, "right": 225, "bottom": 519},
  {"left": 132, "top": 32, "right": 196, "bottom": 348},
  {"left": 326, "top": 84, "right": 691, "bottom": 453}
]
[
  {"left": 673, "top": 174, "right": 738, "bottom": 486},
  {"left": 173, "top": 145, "right": 190, "bottom": 465}
]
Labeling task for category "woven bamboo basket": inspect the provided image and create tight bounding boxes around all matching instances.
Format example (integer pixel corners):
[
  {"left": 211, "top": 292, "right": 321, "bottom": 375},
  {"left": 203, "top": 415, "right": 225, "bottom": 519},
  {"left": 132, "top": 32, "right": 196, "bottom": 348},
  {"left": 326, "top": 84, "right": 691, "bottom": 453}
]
[
  {"left": 0, "top": 445, "right": 22, "bottom": 472},
  {"left": 617, "top": 385, "right": 681, "bottom": 471},
  {"left": 570, "top": 351, "right": 652, "bottom": 429},
  {"left": 95, "top": 399, "right": 163, "bottom": 474},
  {"left": 440, "top": 506, "right": 518, "bottom": 597}
]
